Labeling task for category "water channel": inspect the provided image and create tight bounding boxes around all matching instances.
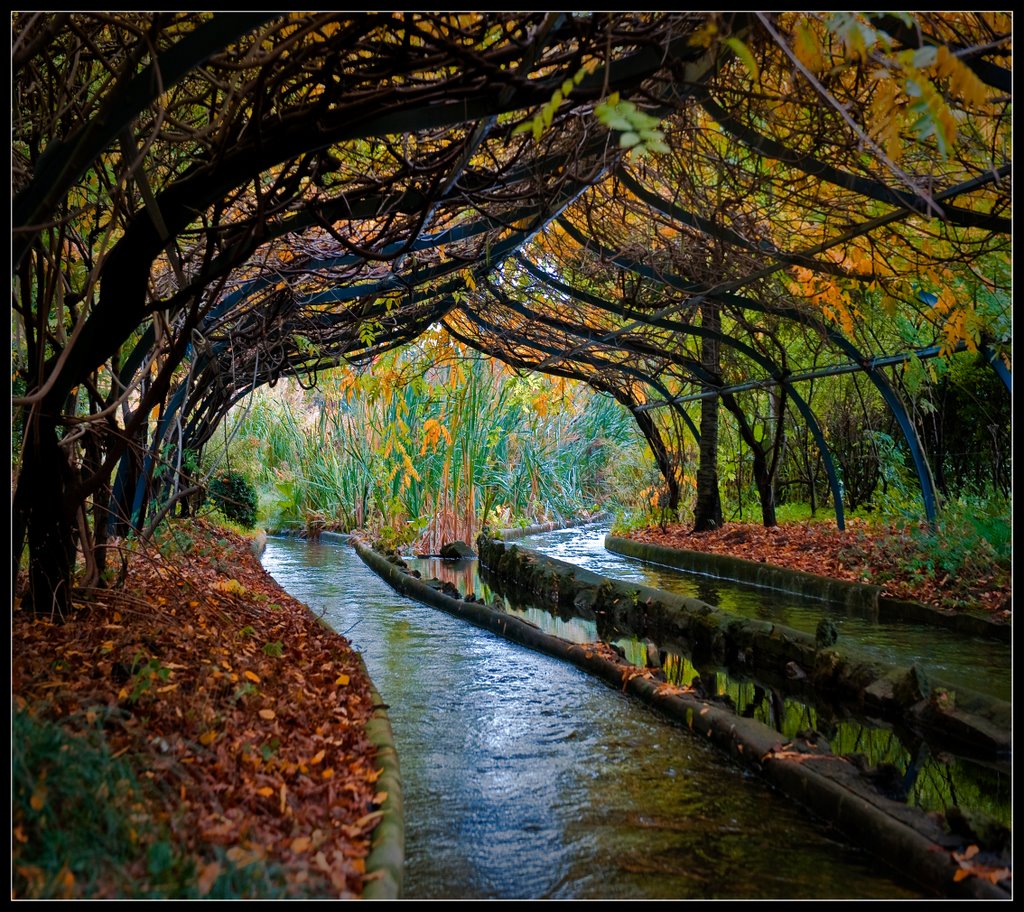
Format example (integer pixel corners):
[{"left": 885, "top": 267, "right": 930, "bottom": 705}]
[
  {"left": 263, "top": 534, "right": 931, "bottom": 898},
  {"left": 518, "top": 524, "right": 1011, "bottom": 702},
  {"left": 408, "top": 525, "right": 1011, "bottom": 834}
]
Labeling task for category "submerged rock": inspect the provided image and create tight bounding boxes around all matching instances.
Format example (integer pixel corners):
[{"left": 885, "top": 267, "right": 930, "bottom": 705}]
[
  {"left": 440, "top": 540, "right": 476, "bottom": 560},
  {"left": 816, "top": 617, "right": 839, "bottom": 649}
]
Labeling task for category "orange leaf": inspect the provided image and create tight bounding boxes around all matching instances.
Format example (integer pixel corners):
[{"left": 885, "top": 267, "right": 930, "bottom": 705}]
[
  {"left": 199, "top": 730, "right": 218, "bottom": 746},
  {"left": 335, "top": 674, "right": 350, "bottom": 686},
  {"left": 197, "top": 861, "right": 221, "bottom": 896},
  {"left": 322, "top": 768, "right": 334, "bottom": 779},
  {"left": 256, "top": 786, "right": 274, "bottom": 797},
  {"left": 954, "top": 845, "right": 980, "bottom": 862},
  {"left": 259, "top": 708, "right": 276, "bottom": 720},
  {"left": 244, "top": 670, "right": 261, "bottom": 683},
  {"left": 290, "top": 836, "right": 311, "bottom": 853},
  {"left": 310, "top": 749, "right": 325, "bottom": 765},
  {"left": 29, "top": 788, "right": 46, "bottom": 812}
]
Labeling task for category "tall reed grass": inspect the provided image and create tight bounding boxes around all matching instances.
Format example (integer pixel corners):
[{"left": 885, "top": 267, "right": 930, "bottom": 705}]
[{"left": 207, "top": 343, "right": 646, "bottom": 552}]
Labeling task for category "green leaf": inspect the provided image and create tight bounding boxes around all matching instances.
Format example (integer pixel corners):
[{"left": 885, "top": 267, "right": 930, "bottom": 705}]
[
  {"left": 911, "top": 45, "right": 938, "bottom": 69},
  {"left": 723, "top": 36, "right": 760, "bottom": 83}
]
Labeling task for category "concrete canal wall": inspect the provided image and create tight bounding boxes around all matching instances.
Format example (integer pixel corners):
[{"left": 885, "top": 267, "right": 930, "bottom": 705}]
[
  {"left": 605, "top": 535, "right": 1010, "bottom": 643},
  {"left": 355, "top": 536, "right": 1010, "bottom": 899}
]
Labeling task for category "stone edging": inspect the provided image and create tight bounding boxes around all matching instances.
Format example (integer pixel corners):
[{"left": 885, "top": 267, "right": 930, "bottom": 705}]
[
  {"left": 607, "top": 535, "right": 1010, "bottom": 642},
  {"left": 353, "top": 539, "right": 1009, "bottom": 900},
  {"left": 494, "top": 514, "right": 608, "bottom": 541},
  {"left": 607, "top": 534, "right": 881, "bottom": 608},
  {"left": 358, "top": 655, "right": 404, "bottom": 900}
]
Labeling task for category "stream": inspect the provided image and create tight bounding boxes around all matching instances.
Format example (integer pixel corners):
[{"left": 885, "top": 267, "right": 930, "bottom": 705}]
[{"left": 263, "top": 533, "right": 930, "bottom": 899}]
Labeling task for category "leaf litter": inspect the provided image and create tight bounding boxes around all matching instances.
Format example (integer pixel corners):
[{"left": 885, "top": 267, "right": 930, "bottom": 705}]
[{"left": 13, "top": 518, "right": 383, "bottom": 898}]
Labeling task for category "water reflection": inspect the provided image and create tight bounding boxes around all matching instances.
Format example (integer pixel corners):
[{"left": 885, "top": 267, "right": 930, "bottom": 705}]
[
  {"left": 518, "top": 524, "right": 1011, "bottom": 702},
  {"left": 263, "top": 536, "right": 925, "bottom": 899},
  {"left": 407, "top": 541, "right": 1011, "bottom": 829}
]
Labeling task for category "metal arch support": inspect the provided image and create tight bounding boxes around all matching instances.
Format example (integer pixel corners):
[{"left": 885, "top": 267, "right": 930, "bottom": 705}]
[
  {"left": 512, "top": 257, "right": 846, "bottom": 528},
  {"left": 982, "top": 344, "right": 1012, "bottom": 394},
  {"left": 455, "top": 299, "right": 702, "bottom": 446},
  {"left": 553, "top": 218, "right": 938, "bottom": 524},
  {"left": 787, "top": 390, "right": 845, "bottom": 530},
  {"left": 825, "top": 336, "right": 937, "bottom": 526}
]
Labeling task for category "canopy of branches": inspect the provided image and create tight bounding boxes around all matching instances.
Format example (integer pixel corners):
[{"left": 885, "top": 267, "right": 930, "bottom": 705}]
[{"left": 11, "top": 12, "right": 1012, "bottom": 613}]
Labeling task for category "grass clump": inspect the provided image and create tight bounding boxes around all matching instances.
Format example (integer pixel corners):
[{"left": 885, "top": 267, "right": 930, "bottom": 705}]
[{"left": 12, "top": 704, "right": 289, "bottom": 899}]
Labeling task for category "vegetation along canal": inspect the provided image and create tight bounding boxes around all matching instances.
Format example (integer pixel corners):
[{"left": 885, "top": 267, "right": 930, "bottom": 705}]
[{"left": 263, "top": 534, "right": 929, "bottom": 899}]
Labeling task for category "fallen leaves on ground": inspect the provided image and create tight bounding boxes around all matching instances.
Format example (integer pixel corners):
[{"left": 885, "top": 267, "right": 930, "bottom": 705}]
[
  {"left": 625, "top": 519, "right": 1010, "bottom": 618},
  {"left": 13, "top": 519, "right": 382, "bottom": 898},
  {"left": 951, "top": 845, "right": 1012, "bottom": 885}
]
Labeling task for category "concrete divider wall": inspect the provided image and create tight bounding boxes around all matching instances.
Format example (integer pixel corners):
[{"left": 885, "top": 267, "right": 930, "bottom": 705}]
[
  {"left": 492, "top": 514, "right": 608, "bottom": 542},
  {"left": 359, "top": 657, "right": 404, "bottom": 900},
  {"left": 606, "top": 535, "right": 1010, "bottom": 643},
  {"left": 475, "top": 535, "right": 1010, "bottom": 757},
  {"left": 354, "top": 539, "right": 1009, "bottom": 899},
  {"left": 605, "top": 534, "right": 882, "bottom": 609}
]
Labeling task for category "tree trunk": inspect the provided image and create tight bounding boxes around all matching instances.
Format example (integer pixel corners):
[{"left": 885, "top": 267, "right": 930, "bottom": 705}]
[
  {"left": 693, "top": 301, "right": 723, "bottom": 531},
  {"left": 721, "top": 393, "right": 778, "bottom": 528},
  {"left": 751, "top": 448, "right": 777, "bottom": 527},
  {"left": 632, "top": 408, "right": 680, "bottom": 511},
  {"left": 15, "top": 415, "right": 77, "bottom": 618}
]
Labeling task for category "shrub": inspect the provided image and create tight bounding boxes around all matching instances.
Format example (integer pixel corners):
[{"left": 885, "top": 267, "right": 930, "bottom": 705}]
[{"left": 207, "top": 472, "right": 258, "bottom": 528}]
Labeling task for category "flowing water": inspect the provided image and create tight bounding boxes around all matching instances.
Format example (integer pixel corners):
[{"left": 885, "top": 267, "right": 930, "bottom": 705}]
[
  {"left": 263, "top": 535, "right": 927, "bottom": 899},
  {"left": 406, "top": 526, "right": 1011, "bottom": 830},
  {"left": 517, "top": 524, "right": 1012, "bottom": 703}
]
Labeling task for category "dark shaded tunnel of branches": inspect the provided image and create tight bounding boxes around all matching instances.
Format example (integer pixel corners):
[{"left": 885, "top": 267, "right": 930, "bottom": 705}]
[{"left": 11, "top": 12, "right": 1012, "bottom": 616}]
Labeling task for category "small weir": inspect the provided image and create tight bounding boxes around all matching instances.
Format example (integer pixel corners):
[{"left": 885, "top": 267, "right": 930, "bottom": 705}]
[{"left": 263, "top": 535, "right": 930, "bottom": 898}]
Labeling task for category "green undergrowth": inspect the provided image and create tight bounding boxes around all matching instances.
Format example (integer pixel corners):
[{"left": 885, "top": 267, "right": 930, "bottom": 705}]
[{"left": 12, "top": 704, "right": 290, "bottom": 899}]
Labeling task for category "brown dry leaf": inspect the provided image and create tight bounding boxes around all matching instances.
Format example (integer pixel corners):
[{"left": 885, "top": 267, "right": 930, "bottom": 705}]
[
  {"left": 654, "top": 682, "right": 694, "bottom": 697},
  {"left": 259, "top": 708, "right": 276, "bottom": 720},
  {"left": 954, "top": 844, "right": 981, "bottom": 862},
  {"left": 290, "top": 835, "right": 312, "bottom": 853},
  {"left": 353, "top": 810, "right": 384, "bottom": 829},
  {"left": 197, "top": 861, "right": 221, "bottom": 896}
]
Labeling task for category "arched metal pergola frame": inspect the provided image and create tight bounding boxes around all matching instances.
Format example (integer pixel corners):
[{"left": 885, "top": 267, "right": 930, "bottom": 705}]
[{"left": 11, "top": 13, "right": 1012, "bottom": 614}]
